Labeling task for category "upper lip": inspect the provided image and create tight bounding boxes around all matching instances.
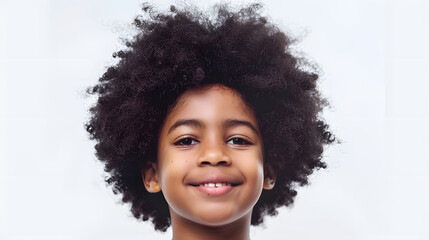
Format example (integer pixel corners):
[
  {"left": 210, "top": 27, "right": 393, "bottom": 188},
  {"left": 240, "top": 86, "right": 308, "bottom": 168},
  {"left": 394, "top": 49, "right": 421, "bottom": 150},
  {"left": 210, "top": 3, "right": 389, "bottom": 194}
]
[{"left": 187, "top": 174, "right": 243, "bottom": 186}]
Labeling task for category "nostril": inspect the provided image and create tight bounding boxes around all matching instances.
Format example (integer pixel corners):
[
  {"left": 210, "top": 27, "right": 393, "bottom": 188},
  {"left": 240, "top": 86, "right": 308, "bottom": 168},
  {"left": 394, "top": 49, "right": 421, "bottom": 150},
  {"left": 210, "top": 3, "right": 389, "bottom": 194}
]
[
  {"left": 216, "top": 160, "right": 228, "bottom": 166},
  {"left": 199, "top": 160, "right": 229, "bottom": 166}
]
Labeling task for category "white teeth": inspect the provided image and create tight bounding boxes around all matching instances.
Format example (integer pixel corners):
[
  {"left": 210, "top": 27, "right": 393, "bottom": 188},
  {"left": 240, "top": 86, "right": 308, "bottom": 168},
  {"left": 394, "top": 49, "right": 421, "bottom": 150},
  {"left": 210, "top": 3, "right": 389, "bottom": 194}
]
[{"left": 199, "top": 183, "right": 230, "bottom": 187}]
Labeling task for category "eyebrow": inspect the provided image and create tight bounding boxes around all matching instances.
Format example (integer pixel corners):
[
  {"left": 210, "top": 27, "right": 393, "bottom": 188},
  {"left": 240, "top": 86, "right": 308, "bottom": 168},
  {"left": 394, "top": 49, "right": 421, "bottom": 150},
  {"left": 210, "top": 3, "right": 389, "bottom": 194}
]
[
  {"left": 167, "top": 118, "right": 259, "bottom": 135},
  {"left": 168, "top": 119, "right": 205, "bottom": 134},
  {"left": 223, "top": 119, "right": 259, "bottom": 135}
]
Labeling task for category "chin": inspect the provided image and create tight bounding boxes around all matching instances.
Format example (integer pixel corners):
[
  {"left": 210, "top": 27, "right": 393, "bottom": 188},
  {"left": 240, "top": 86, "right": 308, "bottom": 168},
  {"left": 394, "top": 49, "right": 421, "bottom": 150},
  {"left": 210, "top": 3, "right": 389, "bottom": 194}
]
[{"left": 190, "top": 207, "right": 252, "bottom": 227}]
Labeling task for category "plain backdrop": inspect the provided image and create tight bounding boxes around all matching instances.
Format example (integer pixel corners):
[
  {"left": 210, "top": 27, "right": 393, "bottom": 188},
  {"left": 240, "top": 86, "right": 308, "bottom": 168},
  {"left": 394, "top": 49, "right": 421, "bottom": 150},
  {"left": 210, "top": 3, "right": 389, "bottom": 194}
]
[{"left": 1, "top": 0, "right": 428, "bottom": 239}]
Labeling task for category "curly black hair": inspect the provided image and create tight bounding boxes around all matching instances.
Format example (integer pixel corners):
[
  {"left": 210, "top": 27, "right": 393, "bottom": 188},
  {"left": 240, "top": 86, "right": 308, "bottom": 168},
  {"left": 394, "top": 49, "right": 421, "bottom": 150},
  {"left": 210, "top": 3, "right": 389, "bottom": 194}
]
[{"left": 86, "top": 3, "right": 335, "bottom": 232}]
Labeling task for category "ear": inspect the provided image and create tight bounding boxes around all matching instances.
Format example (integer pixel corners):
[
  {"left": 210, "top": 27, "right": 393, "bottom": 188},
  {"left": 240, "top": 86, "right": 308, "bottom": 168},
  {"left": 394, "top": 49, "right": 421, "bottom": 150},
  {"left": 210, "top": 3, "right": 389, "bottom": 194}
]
[
  {"left": 263, "top": 163, "right": 276, "bottom": 190},
  {"left": 141, "top": 162, "right": 161, "bottom": 193}
]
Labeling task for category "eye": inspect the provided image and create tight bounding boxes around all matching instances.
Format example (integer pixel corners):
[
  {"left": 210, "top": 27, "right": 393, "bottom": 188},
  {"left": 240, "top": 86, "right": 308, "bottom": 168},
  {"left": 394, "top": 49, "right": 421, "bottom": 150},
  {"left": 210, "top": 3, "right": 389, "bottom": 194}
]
[
  {"left": 174, "top": 137, "right": 199, "bottom": 146},
  {"left": 226, "top": 137, "right": 252, "bottom": 145}
]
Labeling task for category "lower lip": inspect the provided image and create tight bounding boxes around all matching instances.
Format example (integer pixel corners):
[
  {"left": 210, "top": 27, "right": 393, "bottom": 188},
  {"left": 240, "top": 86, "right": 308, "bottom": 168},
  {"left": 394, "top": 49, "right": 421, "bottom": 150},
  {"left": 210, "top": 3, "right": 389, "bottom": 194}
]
[{"left": 192, "top": 185, "right": 235, "bottom": 196}]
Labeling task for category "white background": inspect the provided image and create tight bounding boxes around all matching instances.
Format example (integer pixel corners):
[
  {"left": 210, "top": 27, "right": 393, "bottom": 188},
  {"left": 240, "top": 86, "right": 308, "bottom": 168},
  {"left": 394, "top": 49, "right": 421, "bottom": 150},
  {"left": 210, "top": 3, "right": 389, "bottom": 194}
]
[{"left": 1, "top": 0, "right": 428, "bottom": 239}]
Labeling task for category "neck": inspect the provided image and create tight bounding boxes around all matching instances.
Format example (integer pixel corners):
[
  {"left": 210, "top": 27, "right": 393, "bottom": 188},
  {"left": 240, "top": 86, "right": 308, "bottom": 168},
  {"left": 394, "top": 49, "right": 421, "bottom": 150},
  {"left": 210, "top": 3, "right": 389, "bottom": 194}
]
[{"left": 170, "top": 211, "right": 251, "bottom": 240}]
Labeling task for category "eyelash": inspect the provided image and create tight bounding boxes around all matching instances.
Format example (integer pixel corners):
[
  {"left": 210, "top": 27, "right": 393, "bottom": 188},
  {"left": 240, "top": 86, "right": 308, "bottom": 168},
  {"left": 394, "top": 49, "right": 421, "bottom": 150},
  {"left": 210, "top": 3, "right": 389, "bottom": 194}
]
[
  {"left": 173, "top": 137, "right": 252, "bottom": 146},
  {"left": 174, "top": 137, "right": 199, "bottom": 146},
  {"left": 226, "top": 137, "right": 252, "bottom": 145}
]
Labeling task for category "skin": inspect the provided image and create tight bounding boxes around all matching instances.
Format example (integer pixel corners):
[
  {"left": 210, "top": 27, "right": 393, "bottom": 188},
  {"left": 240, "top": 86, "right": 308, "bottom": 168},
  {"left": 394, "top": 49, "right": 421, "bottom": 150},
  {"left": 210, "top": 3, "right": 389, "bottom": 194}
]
[{"left": 142, "top": 84, "right": 275, "bottom": 240}]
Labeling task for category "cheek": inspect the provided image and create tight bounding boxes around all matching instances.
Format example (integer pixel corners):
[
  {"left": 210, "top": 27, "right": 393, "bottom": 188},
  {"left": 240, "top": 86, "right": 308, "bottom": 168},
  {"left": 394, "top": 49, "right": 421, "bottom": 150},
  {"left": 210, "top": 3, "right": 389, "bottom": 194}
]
[
  {"left": 247, "top": 161, "right": 265, "bottom": 193},
  {"left": 157, "top": 152, "right": 201, "bottom": 220},
  {"left": 157, "top": 150, "right": 192, "bottom": 201},
  {"left": 248, "top": 161, "right": 265, "bottom": 209},
  {"left": 233, "top": 150, "right": 265, "bottom": 193},
  {"left": 158, "top": 150, "right": 187, "bottom": 184},
  {"left": 235, "top": 149, "right": 264, "bottom": 174}
]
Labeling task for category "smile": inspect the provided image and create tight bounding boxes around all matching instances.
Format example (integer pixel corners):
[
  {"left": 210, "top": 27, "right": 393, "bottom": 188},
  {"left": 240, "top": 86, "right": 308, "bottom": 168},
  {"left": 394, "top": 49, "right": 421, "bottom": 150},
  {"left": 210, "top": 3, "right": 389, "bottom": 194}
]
[
  {"left": 198, "top": 183, "right": 231, "bottom": 187},
  {"left": 187, "top": 175, "right": 243, "bottom": 196},
  {"left": 192, "top": 184, "right": 237, "bottom": 196},
  {"left": 189, "top": 181, "right": 242, "bottom": 196}
]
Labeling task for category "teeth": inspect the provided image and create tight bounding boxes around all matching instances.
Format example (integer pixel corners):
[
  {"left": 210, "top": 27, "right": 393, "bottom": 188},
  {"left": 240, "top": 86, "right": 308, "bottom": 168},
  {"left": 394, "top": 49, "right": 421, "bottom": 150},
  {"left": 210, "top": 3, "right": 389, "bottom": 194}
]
[{"left": 199, "top": 183, "right": 230, "bottom": 187}]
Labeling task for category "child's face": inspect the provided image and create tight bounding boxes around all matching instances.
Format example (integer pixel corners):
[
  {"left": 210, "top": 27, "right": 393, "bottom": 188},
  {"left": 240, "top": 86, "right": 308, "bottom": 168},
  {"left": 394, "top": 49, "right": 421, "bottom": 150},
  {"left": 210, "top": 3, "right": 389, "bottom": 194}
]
[{"left": 151, "top": 84, "right": 266, "bottom": 227}]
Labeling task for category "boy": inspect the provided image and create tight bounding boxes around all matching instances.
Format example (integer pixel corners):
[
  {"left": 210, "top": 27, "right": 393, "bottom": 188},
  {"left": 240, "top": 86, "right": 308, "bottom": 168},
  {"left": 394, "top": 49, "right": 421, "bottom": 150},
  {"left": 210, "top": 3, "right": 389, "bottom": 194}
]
[{"left": 86, "top": 3, "right": 334, "bottom": 239}]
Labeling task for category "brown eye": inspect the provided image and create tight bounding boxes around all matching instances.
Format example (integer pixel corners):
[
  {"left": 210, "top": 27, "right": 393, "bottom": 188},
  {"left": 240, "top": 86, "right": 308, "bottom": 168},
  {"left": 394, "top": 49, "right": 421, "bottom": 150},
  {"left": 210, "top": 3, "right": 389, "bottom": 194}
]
[
  {"left": 226, "top": 137, "right": 251, "bottom": 145},
  {"left": 174, "top": 137, "right": 199, "bottom": 146}
]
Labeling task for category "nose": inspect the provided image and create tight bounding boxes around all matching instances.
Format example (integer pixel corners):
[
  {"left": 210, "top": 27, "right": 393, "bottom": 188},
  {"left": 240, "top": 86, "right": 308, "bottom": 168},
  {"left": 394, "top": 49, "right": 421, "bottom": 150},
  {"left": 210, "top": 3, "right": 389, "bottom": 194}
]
[{"left": 197, "top": 141, "right": 232, "bottom": 166}]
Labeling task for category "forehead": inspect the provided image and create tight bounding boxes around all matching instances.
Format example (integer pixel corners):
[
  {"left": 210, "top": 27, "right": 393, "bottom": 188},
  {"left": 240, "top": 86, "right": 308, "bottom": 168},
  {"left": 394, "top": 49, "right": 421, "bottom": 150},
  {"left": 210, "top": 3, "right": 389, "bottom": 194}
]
[{"left": 166, "top": 84, "right": 256, "bottom": 121}]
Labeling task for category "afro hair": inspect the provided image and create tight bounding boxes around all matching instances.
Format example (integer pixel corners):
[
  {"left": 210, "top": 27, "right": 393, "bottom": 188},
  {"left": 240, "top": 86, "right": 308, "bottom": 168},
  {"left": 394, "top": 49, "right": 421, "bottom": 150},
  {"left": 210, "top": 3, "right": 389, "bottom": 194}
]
[{"left": 86, "top": 3, "right": 335, "bottom": 232}]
